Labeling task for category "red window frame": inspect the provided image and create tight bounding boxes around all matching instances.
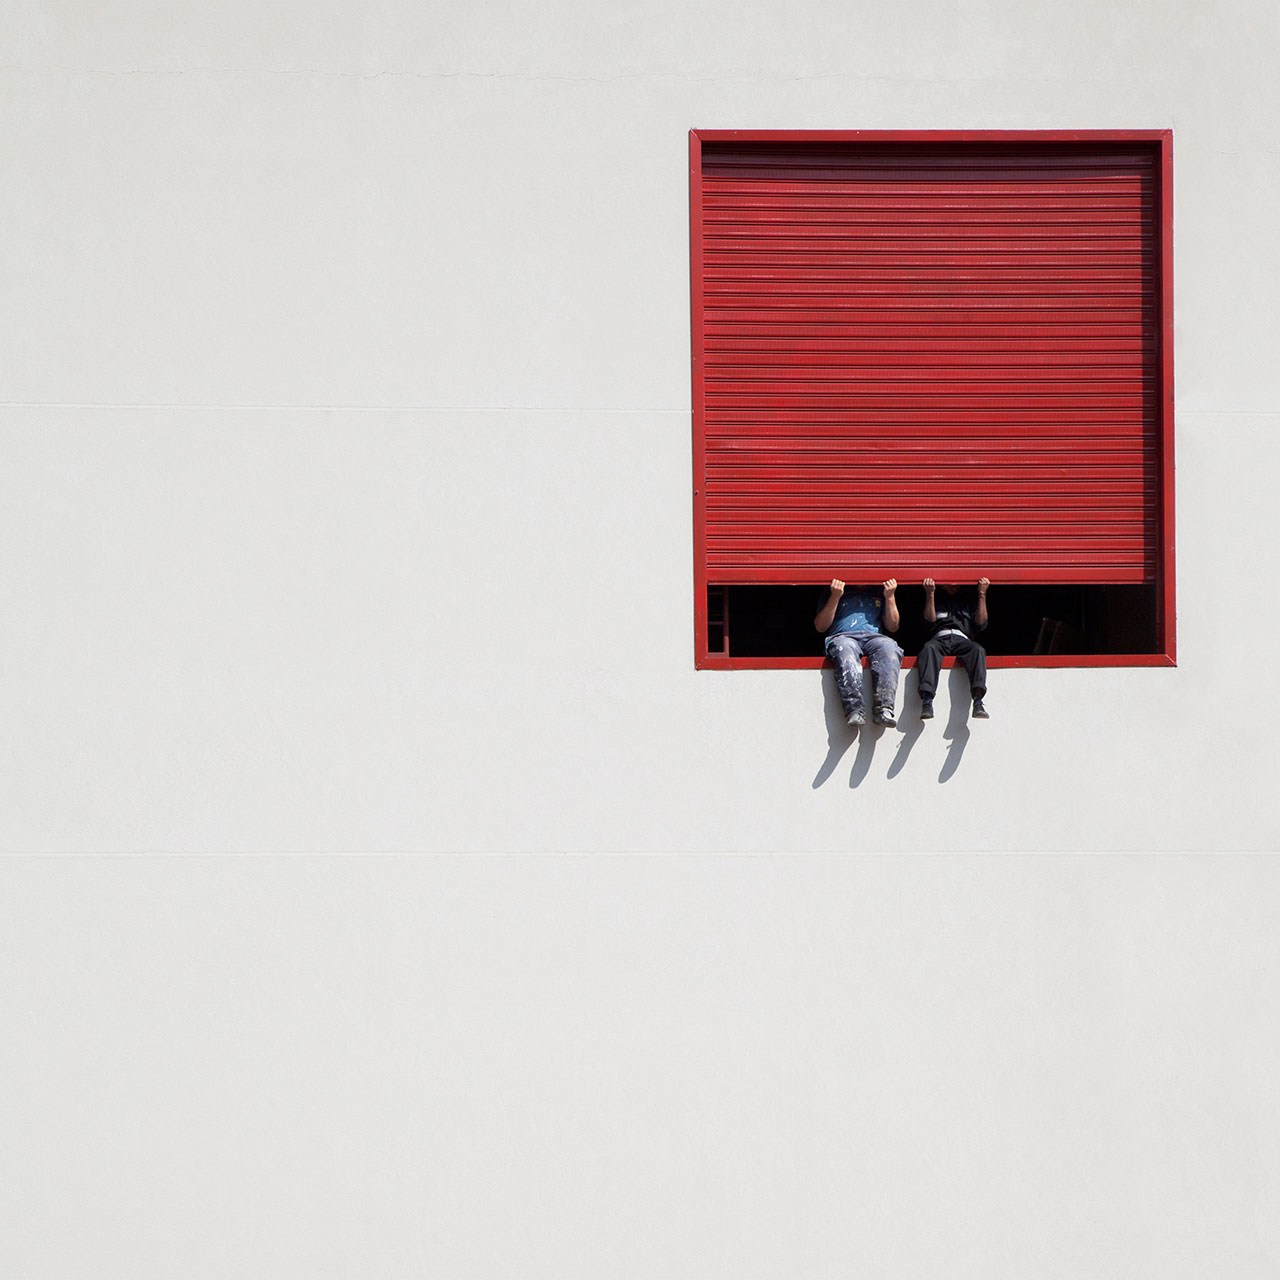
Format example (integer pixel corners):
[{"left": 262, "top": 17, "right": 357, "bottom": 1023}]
[{"left": 690, "top": 129, "right": 1175, "bottom": 671}]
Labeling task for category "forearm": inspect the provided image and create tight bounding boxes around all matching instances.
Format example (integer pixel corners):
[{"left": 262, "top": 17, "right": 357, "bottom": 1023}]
[
  {"left": 814, "top": 595, "right": 840, "bottom": 632},
  {"left": 883, "top": 598, "right": 900, "bottom": 633},
  {"left": 923, "top": 593, "right": 936, "bottom": 623},
  {"left": 975, "top": 598, "right": 988, "bottom": 628}
]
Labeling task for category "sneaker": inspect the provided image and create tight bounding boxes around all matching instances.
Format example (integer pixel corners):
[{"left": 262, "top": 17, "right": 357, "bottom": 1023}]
[
  {"left": 972, "top": 698, "right": 989, "bottom": 719},
  {"left": 873, "top": 706, "right": 896, "bottom": 727},
  {"left": 920, "top": 699, "right": 934, "bottom": 720},
  {"left": 846, "top": 707, "right": 865, "bottom": 726}
]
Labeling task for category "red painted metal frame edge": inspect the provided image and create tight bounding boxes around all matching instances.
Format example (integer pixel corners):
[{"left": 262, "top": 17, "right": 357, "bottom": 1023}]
[
  {"left": 691, "top": 128, "right": 1170, "bottom": 143},
  {"left": 700, "top": 654, "right": 1177, "bottom": 671},
  {"left": 689, "top": 128, "right": 1176, "bottom": 671},
  {"left": 690, "top": 130, "right": 710, "bottom": 670},
  {"left": 1157, "top": 131, "right": 1177, "bottom": 665}
]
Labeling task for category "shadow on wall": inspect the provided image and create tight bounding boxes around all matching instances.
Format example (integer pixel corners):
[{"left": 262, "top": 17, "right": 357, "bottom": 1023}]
[{"left": 812, "top": 665, "right": 975, "bottom": 789}]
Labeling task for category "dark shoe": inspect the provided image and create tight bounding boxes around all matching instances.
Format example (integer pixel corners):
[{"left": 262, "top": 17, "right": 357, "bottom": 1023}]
[
  {"left": 873, "top": 706, "right": 896, "bottom": 727},
  {"left": 846, "top": 706, "right": 865, "bottom": 726},
  {"left": 972, "top": 698, "right": 989, "bottom": 719},
  {"left": 920, "top": 699, "right": 934, "bottom": 720}
]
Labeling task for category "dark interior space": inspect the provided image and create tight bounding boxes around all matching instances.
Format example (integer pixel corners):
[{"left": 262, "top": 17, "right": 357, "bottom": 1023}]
[{"left": 709, "top": 583, "right": 1160, "bottom": 659}]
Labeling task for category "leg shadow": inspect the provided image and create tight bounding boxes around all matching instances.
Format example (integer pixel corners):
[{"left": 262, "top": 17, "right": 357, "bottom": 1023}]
[
  {"left": 938, "top": 665, "right": 973, "bottom": 784},
  {"left": 886, "top": 669, "right": 927, "bottom": 780},
  {"left": 847, "top": 665, "right": 884, "bottom": 788},
  {"left": 812, "top": 668, "right": 856, "bottom": 788},
  {"left": 847, "top": 721, "right": 883, "bottom": 788}
]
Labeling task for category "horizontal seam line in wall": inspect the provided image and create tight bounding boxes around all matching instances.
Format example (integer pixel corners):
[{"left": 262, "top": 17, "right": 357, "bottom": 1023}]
[
  {"left": 0, "top": 850, "right": 1244, "bottom": 857},
  {"left": 1, "top": 404, "right": 1276, "bottom": 417},
  {"left": 0, "top": 64, "right": 1150, "bottom": 86},
  {"left": 0, "top": 402, "right": 692, "bottom": 414}
]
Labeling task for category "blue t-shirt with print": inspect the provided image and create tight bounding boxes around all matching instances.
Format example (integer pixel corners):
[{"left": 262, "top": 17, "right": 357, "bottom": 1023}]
[{"left": 825, "top": 588, "right": 885, "bottom": 640}]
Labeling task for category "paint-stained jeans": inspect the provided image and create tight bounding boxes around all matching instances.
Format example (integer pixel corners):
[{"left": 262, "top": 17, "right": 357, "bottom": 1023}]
[{"left": 826, "top": 632, "right": 903, "bottom": 718}]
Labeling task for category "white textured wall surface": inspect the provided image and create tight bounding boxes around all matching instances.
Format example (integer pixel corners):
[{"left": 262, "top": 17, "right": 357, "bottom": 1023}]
[
  {"left": 3, "top": 0, "right": 1278, "bottom": 853},
  {"left": 3, "top": 2, "right": 1280, "bottom": 1275},
  {"left": 4, "top": 855, "right": 1280, "bottom": 1279}
]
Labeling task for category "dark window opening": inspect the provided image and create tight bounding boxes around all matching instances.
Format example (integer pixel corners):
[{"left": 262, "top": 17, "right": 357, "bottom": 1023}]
[{"left": 708, "top": 583, "right": 1160, "bottom": 660}]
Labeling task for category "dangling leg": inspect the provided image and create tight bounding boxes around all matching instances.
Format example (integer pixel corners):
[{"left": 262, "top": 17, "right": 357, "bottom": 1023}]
[
  {"left": 916, "top": 637, "right": 943, "bottom": 719},
  {"left": 826, "top": 635, "right": 866, "bottom": 725},
  {"left": 954, "top": 636, "right": 989, "bottom": 717},
  {"left": 863, "top": 634, "right": 903, "bottom": 725}
]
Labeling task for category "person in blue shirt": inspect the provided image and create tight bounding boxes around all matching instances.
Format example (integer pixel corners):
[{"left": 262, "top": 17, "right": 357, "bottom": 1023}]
[
  {"left": 918, "top": 578, "right": 990, "bottom": 720},
  {"left": 814, "top": 578, "right": 902, "bottom": 727}
]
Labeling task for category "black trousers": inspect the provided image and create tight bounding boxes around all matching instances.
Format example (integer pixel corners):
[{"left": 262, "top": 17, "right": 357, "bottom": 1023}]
[{"left": 916, "top": 633, "right": 987, "bottom": 701}]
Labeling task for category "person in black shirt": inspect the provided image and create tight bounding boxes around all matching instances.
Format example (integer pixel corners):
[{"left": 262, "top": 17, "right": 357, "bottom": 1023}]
[{"left": 918, "top": 578, "right": 990, "bottom": 720}]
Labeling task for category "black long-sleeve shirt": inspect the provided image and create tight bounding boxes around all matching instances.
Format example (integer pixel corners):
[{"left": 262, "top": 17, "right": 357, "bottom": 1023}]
[{"left": 927, "top": 588, "right": 987, "bottom": 640}]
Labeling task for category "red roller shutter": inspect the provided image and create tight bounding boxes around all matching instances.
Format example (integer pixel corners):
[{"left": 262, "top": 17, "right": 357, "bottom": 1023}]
[{"left": 691, "top": 133, "right": 1167, "bottom": 587}]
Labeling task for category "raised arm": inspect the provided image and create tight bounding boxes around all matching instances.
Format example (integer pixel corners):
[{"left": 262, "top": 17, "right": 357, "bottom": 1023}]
[
  {"left": 814, "top": 578, "right": 844, "bottom": 633},
  {"left": 922, "top": 577, "right": 937, "bottom": 623},
  {"left": 975, "top": 578, "right": 990, "bottom": 629},
  {"left": 882, "top": 578, "right": 899, "bottom": 633}
]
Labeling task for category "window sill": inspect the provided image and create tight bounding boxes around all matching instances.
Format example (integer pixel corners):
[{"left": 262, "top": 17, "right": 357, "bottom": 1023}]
[{"left": 696, "top": 653, "right": 1176, "bottom": 671}]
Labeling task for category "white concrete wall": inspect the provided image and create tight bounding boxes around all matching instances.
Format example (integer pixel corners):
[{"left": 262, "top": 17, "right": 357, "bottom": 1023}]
[
  {"left": 3, "top": 2, "right": 1280, "bottom": 1276},
  {"left": 2, "top": 0, "right": 1278, "bottom": 853},
  {"left": 5, "top": 855, "right": 1280, "bottom": 1278}
]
